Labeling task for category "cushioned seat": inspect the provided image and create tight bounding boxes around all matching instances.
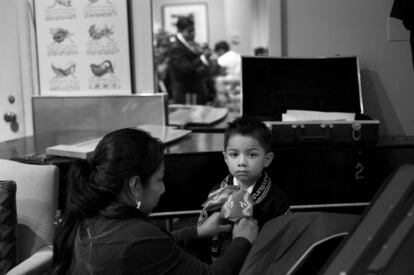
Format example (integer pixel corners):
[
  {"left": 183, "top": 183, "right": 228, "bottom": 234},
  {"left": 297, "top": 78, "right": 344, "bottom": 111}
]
[
  {"left": 0, "top": 180, "right": 17, "bottom": 273},
  {"left": 0, "top": 159, "right": 59, "bottom": 274}
]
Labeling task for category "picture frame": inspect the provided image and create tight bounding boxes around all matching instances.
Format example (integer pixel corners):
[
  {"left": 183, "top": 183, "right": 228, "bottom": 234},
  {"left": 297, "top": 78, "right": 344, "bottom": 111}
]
[
  {"left": 162, "top": 3, "right": 209, "bottom": 44},
  {"left": 33, "top": 0, "right": 132, "bottom": 96}
]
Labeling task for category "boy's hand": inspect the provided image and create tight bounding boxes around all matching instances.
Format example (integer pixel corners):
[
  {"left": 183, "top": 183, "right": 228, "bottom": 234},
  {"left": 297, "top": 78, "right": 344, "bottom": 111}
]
[{"left": 197, "top": 212, "right": 232, "bottom": 238}]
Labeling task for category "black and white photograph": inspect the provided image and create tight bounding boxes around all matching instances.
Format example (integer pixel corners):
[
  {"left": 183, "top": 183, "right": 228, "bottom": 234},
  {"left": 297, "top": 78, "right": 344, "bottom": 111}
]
[{"left": 0, "top": 0, "right": 414, "bottom": 274}]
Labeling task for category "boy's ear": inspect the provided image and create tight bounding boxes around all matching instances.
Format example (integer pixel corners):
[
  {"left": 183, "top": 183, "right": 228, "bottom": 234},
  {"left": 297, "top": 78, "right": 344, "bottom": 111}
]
[
  {"left": 128, "top": 175, "right": 143, "bottom": 197},
  {"left": 264, "top": 152, "right": 274, "bottom": 168}
]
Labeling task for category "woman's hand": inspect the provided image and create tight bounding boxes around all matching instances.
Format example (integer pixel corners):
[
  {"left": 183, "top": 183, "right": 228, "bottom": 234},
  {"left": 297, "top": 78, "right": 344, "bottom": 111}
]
[
  {"left": 197, "top": 212, "right": 232, "bottom": 238},
  {"left": 232, "top": 218, "right": 258, "bottom": 244}
]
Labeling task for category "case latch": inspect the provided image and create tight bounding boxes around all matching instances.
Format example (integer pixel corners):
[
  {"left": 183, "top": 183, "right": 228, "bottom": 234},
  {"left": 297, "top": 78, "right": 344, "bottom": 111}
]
[{"left": 352, "top": 122, "right": 362, "bottom": 141}]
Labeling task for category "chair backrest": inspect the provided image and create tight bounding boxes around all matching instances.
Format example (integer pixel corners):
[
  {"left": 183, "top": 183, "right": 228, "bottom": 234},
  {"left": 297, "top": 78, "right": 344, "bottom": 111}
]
[
  {"left": 0, "top": 159, "right": 59, "bottom": 264},
  {"left": 0, "top": 180, "right": 17, "bottom": 273},
  {"left": 321, "top": 164, "right": 414, "bottom": 274},
  {"left": 239, "top": 212, "right": 360, "bottom": 275}
]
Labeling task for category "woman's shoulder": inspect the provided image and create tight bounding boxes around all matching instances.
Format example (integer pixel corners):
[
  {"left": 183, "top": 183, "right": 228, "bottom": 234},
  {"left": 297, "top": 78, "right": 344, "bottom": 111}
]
[
  {"left": 94, "top": 216, "right": 169, "bottom": 241},
  {"left": 122, "top": 218, "right": 169, "bottom": 239}
]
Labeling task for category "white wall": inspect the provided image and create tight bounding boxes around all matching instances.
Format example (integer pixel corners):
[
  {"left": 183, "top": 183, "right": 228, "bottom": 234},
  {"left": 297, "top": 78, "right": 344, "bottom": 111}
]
[
  {"left": 223, "top": 0, "right": 269, "bottom": 54},
  {"left": 223, "top": 0, "right": 253, "bottom": 54},
  {"left": 17, "top": 0, "right": 38, "bottom": 137},
  {"left": 270, "top": 0, "right": 414, "bottom": 136},
  {"left": 250, "top": 0, "right": 270, "bottom": 51},
  {"left": 130, "top": 0, "right": 155, "bottom": 94}
]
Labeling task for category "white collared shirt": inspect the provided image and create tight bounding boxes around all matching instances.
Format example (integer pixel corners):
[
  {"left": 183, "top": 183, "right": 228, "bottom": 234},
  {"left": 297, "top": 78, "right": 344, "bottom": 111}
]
[{"left": 233, "top": 177, "right": 255, "bottom": 194}]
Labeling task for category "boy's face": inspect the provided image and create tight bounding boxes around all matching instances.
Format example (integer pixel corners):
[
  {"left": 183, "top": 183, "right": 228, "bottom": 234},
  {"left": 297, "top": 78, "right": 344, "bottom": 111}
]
[{"left": 223, "top": 134, "right": 274, "bottom": 187}]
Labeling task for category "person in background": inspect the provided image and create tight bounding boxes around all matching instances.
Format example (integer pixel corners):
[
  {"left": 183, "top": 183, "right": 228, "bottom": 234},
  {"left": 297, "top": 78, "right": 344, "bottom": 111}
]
[
  {"left": 254, "top": 46, "right": 269, "bottom": 56},
  {"left": 212, "top": 40, "right": 242, "bottom": 112},
  {"left": 52, "top": 128, "right": 258, "bottom": 275},
  {"left": 168, "top": 16, "right": 213, "bottom": 105},
  {"left": 214, "top": 40, "right": 241, "bottom": 78},
  {"left": 153, "top": 30, "right": 172, "bottom": 95},
  {"left": 197, "top": 116, "right": 290, "bottom": 263},
  {"left": 390, "top": 0, "right": 414, "bottom": 71}
]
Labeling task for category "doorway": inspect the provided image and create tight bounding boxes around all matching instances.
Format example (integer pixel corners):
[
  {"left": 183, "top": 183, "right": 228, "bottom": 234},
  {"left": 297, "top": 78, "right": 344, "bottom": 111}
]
[{"left": 0, "top": 0, "right": 25, "bottom": 142}]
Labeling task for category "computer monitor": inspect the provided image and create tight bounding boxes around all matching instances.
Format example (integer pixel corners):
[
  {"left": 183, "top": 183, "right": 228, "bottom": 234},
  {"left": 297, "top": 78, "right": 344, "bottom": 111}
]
[
  {"left": 32, "top": 94, "right": 167, "bottom": 135},
  {"left": 241, "top": 56, "right": 363, "bottom": 121}
]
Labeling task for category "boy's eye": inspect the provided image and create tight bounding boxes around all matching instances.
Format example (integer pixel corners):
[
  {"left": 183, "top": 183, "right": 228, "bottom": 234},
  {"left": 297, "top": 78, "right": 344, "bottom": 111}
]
[
  {"left": 249, "top": 153, "right": 257, "bottom": 157},
  {"left": 229, "top": 152, "right": 238, "bottom": 157}
]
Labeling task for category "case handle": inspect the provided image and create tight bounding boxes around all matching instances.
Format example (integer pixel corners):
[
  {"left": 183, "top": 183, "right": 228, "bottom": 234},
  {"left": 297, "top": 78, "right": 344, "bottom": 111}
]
[
  {"left": 352, "top": 122, "right": 362, "bottom": 141},
  {"left": 293, "top": 124, "right": 333, "bottom": 142}
]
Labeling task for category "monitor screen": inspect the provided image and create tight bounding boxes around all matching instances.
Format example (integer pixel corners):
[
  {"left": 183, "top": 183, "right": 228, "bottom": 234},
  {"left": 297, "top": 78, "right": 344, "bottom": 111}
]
[{"left": 241, "top": 56, "right": 363, "bottom": 121}]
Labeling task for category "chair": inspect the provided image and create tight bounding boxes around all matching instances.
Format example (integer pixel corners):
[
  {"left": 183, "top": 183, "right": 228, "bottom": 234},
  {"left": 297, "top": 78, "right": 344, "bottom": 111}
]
[
  {"left": 239, "top": 211, "right": 360, "bottom": 275},
  {"left": 0, "top": 159, "right": 59, "bottom": 274}
]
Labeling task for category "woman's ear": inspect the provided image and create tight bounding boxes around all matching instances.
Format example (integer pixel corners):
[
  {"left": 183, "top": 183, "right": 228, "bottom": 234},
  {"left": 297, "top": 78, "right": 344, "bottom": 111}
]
[
  {"left": 222, "top": 151, "right": 228, "bottom": 164},
  {"left": 128, "top": 175, "right": 143, "bottom": 198},
  {"left": 264, "top": 152, "right": 274, "bottom": 168}
]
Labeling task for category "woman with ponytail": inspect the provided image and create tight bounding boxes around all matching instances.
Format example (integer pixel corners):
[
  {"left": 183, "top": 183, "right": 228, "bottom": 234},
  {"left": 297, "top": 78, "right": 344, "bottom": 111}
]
[{"left": 52, "top": 128, "right": 258, "bottom": 275}]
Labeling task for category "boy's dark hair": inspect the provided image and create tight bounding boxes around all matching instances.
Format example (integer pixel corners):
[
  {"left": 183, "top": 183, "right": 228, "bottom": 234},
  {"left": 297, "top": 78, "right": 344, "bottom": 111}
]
[
  {"left": 224, "top": 116, "right": 272, "bottom": 152},
  {"left": 214, "top": 40, "right": 230, "bottom": 53},
  {"left": 176, "top": 16, "right": 194, "bottom": 32}
]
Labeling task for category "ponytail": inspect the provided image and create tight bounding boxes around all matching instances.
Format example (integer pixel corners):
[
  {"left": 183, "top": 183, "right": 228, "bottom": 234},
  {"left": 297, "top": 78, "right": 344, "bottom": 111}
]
[{"left": 52, "top": 160, "right": 91, "bottom": 274}]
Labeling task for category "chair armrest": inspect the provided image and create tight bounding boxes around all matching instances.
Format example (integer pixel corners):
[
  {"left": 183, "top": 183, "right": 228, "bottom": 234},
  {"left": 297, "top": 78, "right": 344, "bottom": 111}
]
[{"left": 7, "top": 245, "right": 53, "bottom": 275}]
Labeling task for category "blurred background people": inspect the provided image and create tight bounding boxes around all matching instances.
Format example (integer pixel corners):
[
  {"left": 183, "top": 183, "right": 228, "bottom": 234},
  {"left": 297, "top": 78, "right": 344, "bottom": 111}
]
[
  {"left": 168, "top": 16, "right": 214, "bottom": 105},
  {"left": 254, "top": 46, "right": 269, "bottom": 56},
  {"left": 213, "top": 40, "right": 241, "bottom": 114},
  {"left": 214, "top": 40, "right": 241, "bottom": 78},
  {"left": 153, "top": 30, "right": 172, "bottom": 95}
]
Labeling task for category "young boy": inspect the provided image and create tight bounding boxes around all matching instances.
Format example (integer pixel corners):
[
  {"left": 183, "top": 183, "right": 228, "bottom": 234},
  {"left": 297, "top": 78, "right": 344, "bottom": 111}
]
[{"left": 198, "top": 116, "right": 290, "bottom": 261}]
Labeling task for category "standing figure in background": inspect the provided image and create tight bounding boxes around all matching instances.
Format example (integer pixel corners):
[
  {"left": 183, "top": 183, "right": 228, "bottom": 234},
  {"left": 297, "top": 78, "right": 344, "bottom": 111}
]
[
  {"left": 390, "top": 0, "right": 414, "bottom": 71},
  {"left": 168, "top": 16, "right": 212, "bottom": 105},
  {"left": 154, "top": 30, "right": 172, "bottom": 95}
]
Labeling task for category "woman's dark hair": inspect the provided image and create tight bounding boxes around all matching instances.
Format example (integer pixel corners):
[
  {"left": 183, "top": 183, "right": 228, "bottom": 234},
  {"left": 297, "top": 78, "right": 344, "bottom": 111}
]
[
  {"left": 224, "top": 116, "right": 273, "bottom": 153},
  {"left": 52, "top": 128, "right": 164, "bottom": 274}
]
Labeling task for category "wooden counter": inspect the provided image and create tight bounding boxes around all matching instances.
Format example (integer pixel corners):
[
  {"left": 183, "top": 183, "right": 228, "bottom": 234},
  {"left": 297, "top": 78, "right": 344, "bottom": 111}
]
[{"left": 2, "top": 133, "right": 414, "bottom": 213}]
